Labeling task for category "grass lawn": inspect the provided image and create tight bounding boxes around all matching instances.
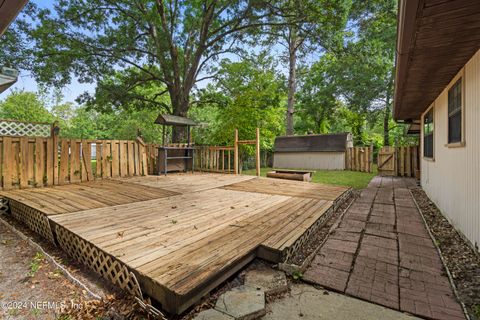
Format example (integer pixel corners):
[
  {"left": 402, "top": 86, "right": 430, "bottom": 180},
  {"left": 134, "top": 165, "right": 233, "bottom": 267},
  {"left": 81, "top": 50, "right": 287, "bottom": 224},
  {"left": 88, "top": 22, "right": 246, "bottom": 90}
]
[{"left": 242, "top": 166, "right": 377, "bottom": 189}]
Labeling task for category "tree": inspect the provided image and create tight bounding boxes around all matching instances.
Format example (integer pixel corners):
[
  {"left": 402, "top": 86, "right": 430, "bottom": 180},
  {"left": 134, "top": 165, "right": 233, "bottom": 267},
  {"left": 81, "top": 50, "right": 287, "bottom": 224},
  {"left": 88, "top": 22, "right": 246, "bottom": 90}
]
[
  {"left": 0, "top": 3, "right": 37, "bottom": 70},
  {"left": 335, "top": 0, "right": 396, "bottom": 145},
  {"left": 262, "top": 0, "right": 351, "bottom": 135},
  {"left": 0, "top": 91, "right": 54, "bottom": 123},
  {"left": 295, "top": 56, "right": 338, "bottom": 134},
  {"left": 195, "top": 53, "right": 286, "bottom": 149},
  {"left": 27, "top": 0, "right": 286, "bottom": 141}
]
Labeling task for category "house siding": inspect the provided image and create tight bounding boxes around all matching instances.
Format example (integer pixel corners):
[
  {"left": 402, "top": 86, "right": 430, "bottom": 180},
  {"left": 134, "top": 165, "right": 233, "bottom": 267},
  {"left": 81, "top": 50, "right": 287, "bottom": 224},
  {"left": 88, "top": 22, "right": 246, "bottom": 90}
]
[
  {"left": 273, "top": 152, "right": 346, "bottom": 170},
  {"left": 421, "top": 48, "right": 480, "bottom": 251}
]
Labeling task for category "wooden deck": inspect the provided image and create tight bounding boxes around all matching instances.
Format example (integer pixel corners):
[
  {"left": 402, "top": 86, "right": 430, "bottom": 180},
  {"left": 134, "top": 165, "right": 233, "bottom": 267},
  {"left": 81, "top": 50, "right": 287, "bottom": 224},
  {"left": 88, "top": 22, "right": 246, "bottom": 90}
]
[{"left": 1, "top": 173, "right": 351, "bottom": 314}]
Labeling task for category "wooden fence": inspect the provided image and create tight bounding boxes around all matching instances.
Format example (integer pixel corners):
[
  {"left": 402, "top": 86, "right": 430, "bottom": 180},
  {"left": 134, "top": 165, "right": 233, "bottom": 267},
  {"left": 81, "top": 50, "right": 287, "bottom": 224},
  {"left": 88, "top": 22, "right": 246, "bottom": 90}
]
[
  {"left": 345, "top": 146, "right": 374, "bottom": 173},
  {"left": 377, "top": 145, "right": 419, "bottom": 177},
  {"left": 195, "top": 146, "right": 235, "bottom": 173},
  {"left": 0, "top": 136, "right": 148, "bottom": 191},
  {"left": 144, "top": 144, "right": 236, "bottom": 175},
  {"left": 144, "top": 128, "right": 260, "bottom": 176}
]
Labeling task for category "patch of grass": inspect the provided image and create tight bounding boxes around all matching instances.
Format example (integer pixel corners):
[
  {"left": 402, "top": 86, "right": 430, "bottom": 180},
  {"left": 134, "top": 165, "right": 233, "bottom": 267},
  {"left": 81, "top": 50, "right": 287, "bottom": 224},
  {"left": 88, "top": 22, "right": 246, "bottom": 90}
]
[
  {"left": 28, "top": 252, "right": 44, "bottom": 277},
  {"left": 473, "top": 304, "right": 480, "bottom": 318},
  {"left": 242, "top": 166, "right": 377, "bottom": 189},
  {"left": 30, "top": 308, "right": 41, "bottom": 317},
  {"left": 8, "top": 309, "right": 19, "bottom": 316}
]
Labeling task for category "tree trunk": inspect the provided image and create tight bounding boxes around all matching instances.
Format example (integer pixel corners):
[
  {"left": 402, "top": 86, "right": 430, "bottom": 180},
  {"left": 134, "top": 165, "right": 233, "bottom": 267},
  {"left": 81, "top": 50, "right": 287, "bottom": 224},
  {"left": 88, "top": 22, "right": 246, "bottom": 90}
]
[
  {"left": 286, "top": 28, "right": 298, "bottom": 136},
  {"left": 171, "top": 91, "right": 190, "bottom": 143},
  {"left": 383, "top": 103, "right": 390, "bottom": 146},
  {"left": 383, "top": 71, "right": 394, "bottom": 146}
]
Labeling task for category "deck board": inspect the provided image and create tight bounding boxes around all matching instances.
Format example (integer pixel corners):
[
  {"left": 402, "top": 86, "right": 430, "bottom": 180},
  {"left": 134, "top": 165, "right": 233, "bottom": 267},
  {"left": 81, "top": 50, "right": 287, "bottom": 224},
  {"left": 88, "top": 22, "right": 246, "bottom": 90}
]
[
  {"left": 222, "top": 177, "right": 348, "bottom": 200},
  {"left": 1, "top": 173, "right": 350, "bottom": 314},
  {"left": 0, "top": 180, "right": 179, "bottom": 215}
]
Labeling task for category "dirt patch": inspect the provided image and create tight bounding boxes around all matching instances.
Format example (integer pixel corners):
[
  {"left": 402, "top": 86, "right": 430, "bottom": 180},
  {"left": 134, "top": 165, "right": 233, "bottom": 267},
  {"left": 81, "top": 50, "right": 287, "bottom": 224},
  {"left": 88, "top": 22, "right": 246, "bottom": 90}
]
[
  {"left": 0, "top": 214, "right": 149, "bottom": 320},
  {"left": 411, "top": 188, "right": 480, "bottom": 319},
  {"left": 287, "top": 190, "right": 359, "bottom": 266}
]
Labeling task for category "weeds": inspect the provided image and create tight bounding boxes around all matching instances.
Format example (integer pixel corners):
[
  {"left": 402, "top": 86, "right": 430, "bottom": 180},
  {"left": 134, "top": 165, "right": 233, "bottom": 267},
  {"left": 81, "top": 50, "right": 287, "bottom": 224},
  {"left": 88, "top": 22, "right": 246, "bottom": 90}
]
[{"left": 28, "top": 252, "right": 44, "bottom": 277}]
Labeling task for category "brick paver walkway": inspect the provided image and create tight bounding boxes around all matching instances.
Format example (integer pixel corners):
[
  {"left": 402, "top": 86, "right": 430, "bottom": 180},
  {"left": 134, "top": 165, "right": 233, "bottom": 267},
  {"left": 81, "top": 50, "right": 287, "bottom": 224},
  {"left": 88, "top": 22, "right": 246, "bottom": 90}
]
[{"left": 304, "top": 176, "right": 465, "bottom": 320}]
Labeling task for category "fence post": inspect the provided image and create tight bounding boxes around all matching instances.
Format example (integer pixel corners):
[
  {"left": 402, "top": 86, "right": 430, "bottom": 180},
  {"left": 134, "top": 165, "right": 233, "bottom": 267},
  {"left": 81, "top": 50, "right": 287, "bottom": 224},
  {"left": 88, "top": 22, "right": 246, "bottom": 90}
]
[
  {"left": 234, "top": 129, "right": 239, "bottom": 174},
  {"left": 51, "top": 121, "right": 60, "bottom": 185},
  {"left": 255, "top": 127, "right": 260, "bottom": 177},
  {"left": 369, "top": 144, "right": 373, "bottom": 173}
]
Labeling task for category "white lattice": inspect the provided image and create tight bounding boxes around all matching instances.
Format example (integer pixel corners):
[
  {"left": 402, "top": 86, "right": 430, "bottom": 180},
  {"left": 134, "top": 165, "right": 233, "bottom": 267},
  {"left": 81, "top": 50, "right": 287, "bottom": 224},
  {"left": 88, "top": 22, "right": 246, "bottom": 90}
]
[
  {"left": 0, "top": 198, "right": 8, "bottom": 214},
  {"left": 0, "top": 120, "right": 51, "bottom": 137}
]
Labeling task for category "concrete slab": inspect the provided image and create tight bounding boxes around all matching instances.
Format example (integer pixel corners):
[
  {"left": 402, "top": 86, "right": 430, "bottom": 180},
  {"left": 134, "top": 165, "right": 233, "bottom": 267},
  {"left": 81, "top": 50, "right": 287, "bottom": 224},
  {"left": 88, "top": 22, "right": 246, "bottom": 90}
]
[
  {"left": 194, "top": 309, "right": 234, "bottom": 320},
  {"left": 263, "top": 284, "right": 420, "bottom": 320},
  {"left": 244, "top": 268, "right": 288, "bottom": 296},
  {"left": 215, "top": 285, "right": 266, "bottom": 320}
]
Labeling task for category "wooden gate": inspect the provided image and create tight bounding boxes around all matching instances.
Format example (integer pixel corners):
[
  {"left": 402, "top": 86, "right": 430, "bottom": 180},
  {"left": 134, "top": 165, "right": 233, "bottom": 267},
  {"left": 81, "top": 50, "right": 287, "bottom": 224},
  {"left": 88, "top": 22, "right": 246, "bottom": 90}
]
[
  {"left": 377, "top": 146, "right": 396, "bottom": 176},
  {"left": 377, "top": 146, "right": 420, "bottom": 178}
]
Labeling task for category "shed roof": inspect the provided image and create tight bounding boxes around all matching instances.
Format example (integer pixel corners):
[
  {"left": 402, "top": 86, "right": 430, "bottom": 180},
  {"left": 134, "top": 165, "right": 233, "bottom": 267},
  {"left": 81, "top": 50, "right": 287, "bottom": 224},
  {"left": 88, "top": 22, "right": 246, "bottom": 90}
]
[
  {"left": 393, "top": 0, "right": 480, "bottom": 120},
  {"left": 154, "top": 114, "right": 197, "bottom": 126},
  {"left": 274, "top": 133, "right": 350, "bottom": 153}
]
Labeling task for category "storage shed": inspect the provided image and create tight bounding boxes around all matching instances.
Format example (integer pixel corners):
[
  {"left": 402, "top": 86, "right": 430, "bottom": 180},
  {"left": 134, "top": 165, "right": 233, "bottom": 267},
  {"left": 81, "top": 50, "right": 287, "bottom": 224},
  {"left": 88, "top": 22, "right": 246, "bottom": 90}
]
[{"left": 273, "top": 133, "right": 353, "bottom": 170}]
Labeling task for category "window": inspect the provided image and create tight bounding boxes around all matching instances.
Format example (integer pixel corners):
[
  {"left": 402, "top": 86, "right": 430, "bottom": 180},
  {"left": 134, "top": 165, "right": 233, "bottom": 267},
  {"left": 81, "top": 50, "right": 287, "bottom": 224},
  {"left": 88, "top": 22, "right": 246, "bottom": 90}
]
[
  {"left": 424, "top": 108, "right": 434, "bottom": 158},
  {"left": 448, "top": 78, "right": 462, "bottom": 143}
]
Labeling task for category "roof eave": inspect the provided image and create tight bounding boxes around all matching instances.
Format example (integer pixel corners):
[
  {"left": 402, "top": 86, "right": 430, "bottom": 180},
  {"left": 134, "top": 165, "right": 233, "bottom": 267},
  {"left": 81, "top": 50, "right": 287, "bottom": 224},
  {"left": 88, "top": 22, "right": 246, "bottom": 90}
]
[
  {"left": 0, "top": 0, "right": 29, "bottom": 37},
  {"left": 393, "top": 0, "right": 421, "bottom": 121}
]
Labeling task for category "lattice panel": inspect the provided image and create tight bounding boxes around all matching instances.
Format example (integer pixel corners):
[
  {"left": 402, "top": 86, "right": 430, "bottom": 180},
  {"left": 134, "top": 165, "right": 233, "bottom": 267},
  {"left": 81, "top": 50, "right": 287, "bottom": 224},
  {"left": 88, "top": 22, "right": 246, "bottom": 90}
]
[
  {"left": 283, "top": 189, "right": 353, "bottom": 262},
  {"left": 55, "top": 225, "right": 140, "bottom": 296},
  {"left": 0, "top": 120, "right": 51, "bottom": 137},
  {"left": 8, "top": 200, "right": 55, "bottom": 242},
  {"left": 283, "top": 206, "right": 334, "bottom": 262},
  {"left": 0, "top": 198, "right": 8, "bottom": 214}
]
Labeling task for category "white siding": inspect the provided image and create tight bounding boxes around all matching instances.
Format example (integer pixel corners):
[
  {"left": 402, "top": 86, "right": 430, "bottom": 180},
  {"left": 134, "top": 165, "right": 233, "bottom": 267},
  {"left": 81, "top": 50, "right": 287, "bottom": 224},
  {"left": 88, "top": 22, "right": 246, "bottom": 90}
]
[
  {"left": 273, "top": 152, "right": 345, "bottom": 170},
  {"left": 421, "top": 49, "right": 480, "bottom": 251}
]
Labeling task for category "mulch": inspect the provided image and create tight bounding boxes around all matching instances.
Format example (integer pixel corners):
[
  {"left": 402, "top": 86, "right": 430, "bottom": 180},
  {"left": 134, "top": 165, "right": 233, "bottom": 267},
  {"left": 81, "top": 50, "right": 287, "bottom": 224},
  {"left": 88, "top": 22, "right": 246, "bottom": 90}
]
[{"left": 411, "top": 188, "right": 480, "bottom": 319}]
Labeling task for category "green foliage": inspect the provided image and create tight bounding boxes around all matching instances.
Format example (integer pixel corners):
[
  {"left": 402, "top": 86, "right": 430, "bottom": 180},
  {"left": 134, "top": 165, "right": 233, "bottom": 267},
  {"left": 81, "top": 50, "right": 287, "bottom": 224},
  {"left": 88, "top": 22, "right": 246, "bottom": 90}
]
[
  {"left": 79, "top": 67, "right": 171, "bottom": 114},
  {"left": 60, "top": 105, "right": 163, "bottom": 143},
  {"left": 295, "top": 56, "right": 339, "bottom": 134},
  {"left": 293, "top": 0, "right": 397, "bottom": 146},
  {"left": 292, "top": 271, "right": 303, "bottom": 280},
  {"left": 0, "top": 91, "right": 54, "bottom": 123},
  {"left": 28, "top": 252, "right": 44, "bottom": 277},
  {"left": 193, "top": 53, "right": 286, "bottom": 151},
  {"left": 0, "top": 90, "right": 163, "bottom": 143}
]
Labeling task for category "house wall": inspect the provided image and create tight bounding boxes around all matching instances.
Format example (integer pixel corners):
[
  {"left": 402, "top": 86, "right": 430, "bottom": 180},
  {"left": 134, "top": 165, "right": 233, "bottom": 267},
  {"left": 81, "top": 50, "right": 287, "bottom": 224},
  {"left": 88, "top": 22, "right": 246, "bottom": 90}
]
[
  {"left": 273, "top": 152, "right": 346, "bottom": 170},
  {"left": 421, "top": 48, "right": 480, "bottom": 251}
]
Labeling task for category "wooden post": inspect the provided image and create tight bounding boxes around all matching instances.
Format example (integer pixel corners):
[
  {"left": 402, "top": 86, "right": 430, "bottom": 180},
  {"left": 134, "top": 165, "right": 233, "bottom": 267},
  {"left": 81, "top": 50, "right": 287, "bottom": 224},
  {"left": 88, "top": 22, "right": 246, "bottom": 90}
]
[
  {"left": 369, "top": 144, "right": 374, "bottom": 173},
  {"left": 51, "top": 121, "right": 59, "bottom": 185},
  {"left": 255, "top": 127, "right": 260, "bottom": 177},
  {"left": 2, "top": 137, "right": 13, "bottom": 190},
  {"left": 234, "top": 129, "right": 239, "bottom": 174}
]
